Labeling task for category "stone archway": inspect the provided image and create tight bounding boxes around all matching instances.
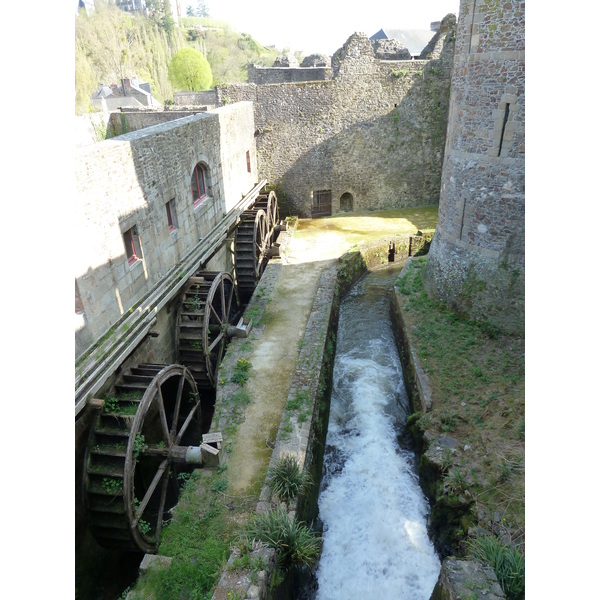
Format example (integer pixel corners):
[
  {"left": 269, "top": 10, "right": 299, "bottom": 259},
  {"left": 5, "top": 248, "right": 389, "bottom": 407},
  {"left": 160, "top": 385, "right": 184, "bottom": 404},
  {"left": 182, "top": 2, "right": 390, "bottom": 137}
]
[{"left": 340, "top": 192, "right": 354, "bottom": 212}]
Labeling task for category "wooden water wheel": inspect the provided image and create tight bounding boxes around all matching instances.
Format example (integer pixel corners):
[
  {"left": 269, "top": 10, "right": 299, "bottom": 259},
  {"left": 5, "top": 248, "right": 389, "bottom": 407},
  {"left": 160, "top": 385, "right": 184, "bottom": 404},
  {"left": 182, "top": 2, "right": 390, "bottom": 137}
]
[
  {"left": 254, "top": 190, "right": 279, "bottom": 245},
  {"left": 176, "top": 271, "right": 238, "bottom": 390},
  {"left": 234, "top": 209, "right": 269, "bottom": 303},
  {"left": 83, "top": 364, "right": 202, "bottom": 553}
]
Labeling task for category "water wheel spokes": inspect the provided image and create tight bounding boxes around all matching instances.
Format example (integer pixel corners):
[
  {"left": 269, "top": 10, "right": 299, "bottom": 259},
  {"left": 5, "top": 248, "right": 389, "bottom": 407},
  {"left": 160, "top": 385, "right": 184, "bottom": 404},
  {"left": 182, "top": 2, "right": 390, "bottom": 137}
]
[
  {"left": 255, "top": 190, "right": 279, "bottom": 243},
  {"left": 83, "top": 364, "right": 202, "bottom": 553},
  {"left": 177, "top": 271, "right": 238, "bottom": 389}
]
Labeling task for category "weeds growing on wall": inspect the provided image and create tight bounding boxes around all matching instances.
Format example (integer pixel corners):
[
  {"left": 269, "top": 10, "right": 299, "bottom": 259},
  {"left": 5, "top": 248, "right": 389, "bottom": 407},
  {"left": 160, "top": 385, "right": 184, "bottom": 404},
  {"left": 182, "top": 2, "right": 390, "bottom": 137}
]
[
  {"left": 266, "top": 455, "right": 312, "bottom": 503},
  {"left": 245, "top": 505, "right": 321, "bottom": 570},
  {"left": 468, "top": 536, "right": 525, "bottom": 600},
  {"left": 231, "top": 358, "right": 252, "bottom": 386}
]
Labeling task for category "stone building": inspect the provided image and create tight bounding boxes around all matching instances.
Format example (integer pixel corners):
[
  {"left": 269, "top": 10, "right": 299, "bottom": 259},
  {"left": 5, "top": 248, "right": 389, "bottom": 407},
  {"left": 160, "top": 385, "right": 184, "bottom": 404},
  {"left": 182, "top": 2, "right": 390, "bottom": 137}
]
[
  {"left": 75, "top": 102, "right": 257, "bottom": 364},
  {"left": 422, "top": 0, "right": 525, "bottom": 334}
]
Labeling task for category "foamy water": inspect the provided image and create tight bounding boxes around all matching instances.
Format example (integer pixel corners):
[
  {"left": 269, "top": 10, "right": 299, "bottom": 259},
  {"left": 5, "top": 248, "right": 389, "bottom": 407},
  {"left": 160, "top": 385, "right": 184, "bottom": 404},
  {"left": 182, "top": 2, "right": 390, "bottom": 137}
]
[{"left": 315, "top": 276, "right": 440, "bottom": 599}]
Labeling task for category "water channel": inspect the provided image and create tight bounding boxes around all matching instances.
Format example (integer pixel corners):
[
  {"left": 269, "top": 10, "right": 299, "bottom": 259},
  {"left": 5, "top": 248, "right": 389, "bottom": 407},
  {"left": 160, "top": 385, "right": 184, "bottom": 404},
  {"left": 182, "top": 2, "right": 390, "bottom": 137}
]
[{"left": 313, "top": 265, "right": 441, "bottom": 599}]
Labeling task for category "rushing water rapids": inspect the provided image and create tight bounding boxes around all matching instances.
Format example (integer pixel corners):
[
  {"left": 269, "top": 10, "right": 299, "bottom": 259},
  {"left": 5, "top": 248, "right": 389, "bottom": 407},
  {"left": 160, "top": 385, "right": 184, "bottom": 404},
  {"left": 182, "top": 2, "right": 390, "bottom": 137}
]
[{"left": 314, "top": 266, "right": 441, "bottom": 599}]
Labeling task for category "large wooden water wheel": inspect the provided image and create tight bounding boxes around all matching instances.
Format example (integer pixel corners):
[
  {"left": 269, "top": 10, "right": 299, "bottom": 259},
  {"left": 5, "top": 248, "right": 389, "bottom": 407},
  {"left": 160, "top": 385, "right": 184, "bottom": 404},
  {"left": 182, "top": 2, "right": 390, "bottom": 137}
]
[
  {"left": 83, "top": 364, "right": 202, "bottom": 553},
  {"left": 234, "top": 209, "right": 269, "bottom": 303},
  {"left": 254, "top": 190, "right": 279, "bottom": 245},
  {"left": 176, "top": 271, "right": 238, "bottom": 390}
]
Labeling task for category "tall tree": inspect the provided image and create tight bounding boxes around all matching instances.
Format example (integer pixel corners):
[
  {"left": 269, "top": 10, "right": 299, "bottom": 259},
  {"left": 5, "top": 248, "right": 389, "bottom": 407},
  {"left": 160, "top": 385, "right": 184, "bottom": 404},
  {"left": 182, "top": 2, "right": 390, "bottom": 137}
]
[
  {"left": 196, "top": 1, "right": 209, "bottom": 17},
  {"left": 146, "top": 0, "right": 175, "bottom": 36}
]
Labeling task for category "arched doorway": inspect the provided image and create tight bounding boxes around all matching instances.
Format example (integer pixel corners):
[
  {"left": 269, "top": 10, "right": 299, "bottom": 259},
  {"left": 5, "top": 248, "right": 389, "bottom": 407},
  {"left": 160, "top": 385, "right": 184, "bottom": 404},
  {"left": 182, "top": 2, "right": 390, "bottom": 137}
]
[{"left": 340, "top": 192, "right": 354, "bottom": 212}]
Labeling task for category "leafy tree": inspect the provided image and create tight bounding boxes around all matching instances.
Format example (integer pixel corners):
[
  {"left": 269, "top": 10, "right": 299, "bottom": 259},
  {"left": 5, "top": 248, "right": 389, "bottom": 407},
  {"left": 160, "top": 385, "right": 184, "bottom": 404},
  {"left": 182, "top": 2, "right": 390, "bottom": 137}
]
[
  {"left": 196, "top": 1, "right": 209, "bottom": 17},
  {"left": 168, "top": 47, "right": 213, "bottom": 91},
  {"left": 186, "top": 5, "right": 195, "bottom": 17},
  {"left": 146, "top": 0, "right": 175, "bottom": 36}
]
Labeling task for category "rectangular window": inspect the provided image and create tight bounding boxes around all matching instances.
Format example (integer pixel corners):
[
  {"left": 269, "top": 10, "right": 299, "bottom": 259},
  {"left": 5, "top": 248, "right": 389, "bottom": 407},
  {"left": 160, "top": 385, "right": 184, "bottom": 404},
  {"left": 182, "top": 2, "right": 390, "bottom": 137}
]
[
  {"left": 166, "top": 199, "right": 178, "bottom": 231},
  {"left": 311, "top": 189, "right": 332, "bottom": 218},
  {"left": 246, "top": 150, "right": 251, "bottom": 173},
  {"left": 123, "top": 226, "right": 142, "bottom": 266}
]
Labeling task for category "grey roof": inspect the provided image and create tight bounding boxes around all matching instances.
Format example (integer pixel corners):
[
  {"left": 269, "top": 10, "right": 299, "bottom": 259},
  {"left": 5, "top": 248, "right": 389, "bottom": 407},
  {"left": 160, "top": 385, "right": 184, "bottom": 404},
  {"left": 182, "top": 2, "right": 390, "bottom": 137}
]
[
  {"left": 370, "top": 28, "right": 437, "bottom": 56},
  {"left": 92, "top": 85, "right": 114, "bottom": 99}
]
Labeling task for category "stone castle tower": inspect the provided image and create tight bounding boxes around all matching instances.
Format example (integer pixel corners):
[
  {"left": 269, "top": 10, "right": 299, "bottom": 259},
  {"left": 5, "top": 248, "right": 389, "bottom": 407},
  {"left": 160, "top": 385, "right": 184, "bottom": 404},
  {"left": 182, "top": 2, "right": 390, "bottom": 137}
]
[{"left": 423, "top": 0, "right": 525, "bottom": 334}]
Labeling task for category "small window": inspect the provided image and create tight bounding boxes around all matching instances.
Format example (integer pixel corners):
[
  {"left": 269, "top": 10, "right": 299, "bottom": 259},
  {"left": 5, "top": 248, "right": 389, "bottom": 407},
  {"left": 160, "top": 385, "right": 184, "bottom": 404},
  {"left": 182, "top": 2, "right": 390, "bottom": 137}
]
[
  {"left": 191, "top": 163, "right": 207, "bottom": 206},
  {"left": 123, "top": 226, "right": 142, "bottom": 266},
  {"left": 246, "top": 150, "right": 251, "bottom": 173},
  {"left": 166, "top": 199, "right": 178, "bottom": 231}
]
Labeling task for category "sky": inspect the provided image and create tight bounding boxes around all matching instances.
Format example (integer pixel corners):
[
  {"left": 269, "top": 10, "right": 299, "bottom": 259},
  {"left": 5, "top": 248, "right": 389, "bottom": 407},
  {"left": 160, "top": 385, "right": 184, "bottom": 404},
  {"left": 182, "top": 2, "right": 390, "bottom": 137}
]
[{"left": 200, "top": 0, "right": 461, "bottom": 56}]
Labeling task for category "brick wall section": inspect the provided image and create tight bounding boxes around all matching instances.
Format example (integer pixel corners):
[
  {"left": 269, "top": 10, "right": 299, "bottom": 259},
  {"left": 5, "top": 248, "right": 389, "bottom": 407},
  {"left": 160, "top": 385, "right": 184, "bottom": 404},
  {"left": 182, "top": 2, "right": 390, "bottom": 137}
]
[
  {"left": 216, "top": 19, "right": 456, "bottom": 217},
  {"left": 423, "top": 0, "right": 525, "bottom": 334},
  {"left": 75, "top": 103, "right": 257, "bottom": 358}
]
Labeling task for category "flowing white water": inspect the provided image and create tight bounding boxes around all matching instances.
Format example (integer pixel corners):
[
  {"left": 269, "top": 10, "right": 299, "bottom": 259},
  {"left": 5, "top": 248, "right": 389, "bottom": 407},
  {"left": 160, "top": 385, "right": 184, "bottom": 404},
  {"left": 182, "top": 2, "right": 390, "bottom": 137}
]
[{"left": 315, "top": 271, "right": 441, "bottom": 599}]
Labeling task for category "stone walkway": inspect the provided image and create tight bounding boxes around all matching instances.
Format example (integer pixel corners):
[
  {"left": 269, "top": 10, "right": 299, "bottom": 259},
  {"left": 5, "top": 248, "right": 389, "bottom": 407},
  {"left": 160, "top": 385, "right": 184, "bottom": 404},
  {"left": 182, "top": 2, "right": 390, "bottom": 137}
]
[{"left": 225, "top": 250, "right": 336, "bottom": 496}]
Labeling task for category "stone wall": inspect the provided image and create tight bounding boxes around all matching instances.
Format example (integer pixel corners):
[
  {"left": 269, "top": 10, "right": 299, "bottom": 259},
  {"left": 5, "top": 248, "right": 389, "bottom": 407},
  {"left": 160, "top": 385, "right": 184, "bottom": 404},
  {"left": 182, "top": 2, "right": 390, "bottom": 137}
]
[
  {"left": 75, "top": 103, "right": 257, "bottom": 359},
  {"left": 107, "top": 110, "right": 205, "bottom": 136},
  {"left": 247, "top": 64, "right": 333, "bottom": 84},
  {"left": 422, "top": 0, "right": 525, "bottom": 334},
  {"left": 174, "top": 90, "right": 218, "bottom": 106},
  {"left": 216, "top": 18, "right": 457, "bottom": 217}
]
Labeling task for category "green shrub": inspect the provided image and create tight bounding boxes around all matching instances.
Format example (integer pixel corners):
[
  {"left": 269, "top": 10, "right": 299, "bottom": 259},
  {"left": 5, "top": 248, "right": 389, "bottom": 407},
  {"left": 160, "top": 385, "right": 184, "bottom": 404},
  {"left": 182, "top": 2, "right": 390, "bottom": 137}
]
[
  {"left": 246, "top": 506, "right": 321, "bottom": 569},
  {"left": 468, "top": 535, "right": 525, "bottom": 600},
  {"left": 266, "top": 455, "right": 311, "bottom": 503}
]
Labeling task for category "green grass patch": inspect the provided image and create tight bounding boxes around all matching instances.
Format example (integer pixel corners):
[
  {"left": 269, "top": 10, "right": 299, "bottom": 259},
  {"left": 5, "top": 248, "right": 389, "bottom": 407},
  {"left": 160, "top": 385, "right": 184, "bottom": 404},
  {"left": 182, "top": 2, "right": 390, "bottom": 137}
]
[
  {"left": 130, "top": 466, "right": 257, "bottom": 600},
  {"left": 397, "top": 258, "right": 525, "bottom": 544},
  {"left": 468, "top": 536, "right": 525, "bottom": 600}
]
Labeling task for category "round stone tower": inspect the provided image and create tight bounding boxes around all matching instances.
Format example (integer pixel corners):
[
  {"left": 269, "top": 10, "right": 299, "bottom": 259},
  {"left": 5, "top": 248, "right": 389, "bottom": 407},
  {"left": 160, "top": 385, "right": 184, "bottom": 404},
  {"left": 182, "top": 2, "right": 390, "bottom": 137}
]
[{"left": 422, "top": 0, "right": 525, "bottom": 334}]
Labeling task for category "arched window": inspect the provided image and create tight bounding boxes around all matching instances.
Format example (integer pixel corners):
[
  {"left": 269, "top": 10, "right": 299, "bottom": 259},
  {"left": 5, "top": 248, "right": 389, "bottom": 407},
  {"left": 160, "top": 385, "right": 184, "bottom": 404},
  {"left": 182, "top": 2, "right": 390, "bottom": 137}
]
[{"left": 191, "top": 163, "right": 208, "bottom": 206}]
